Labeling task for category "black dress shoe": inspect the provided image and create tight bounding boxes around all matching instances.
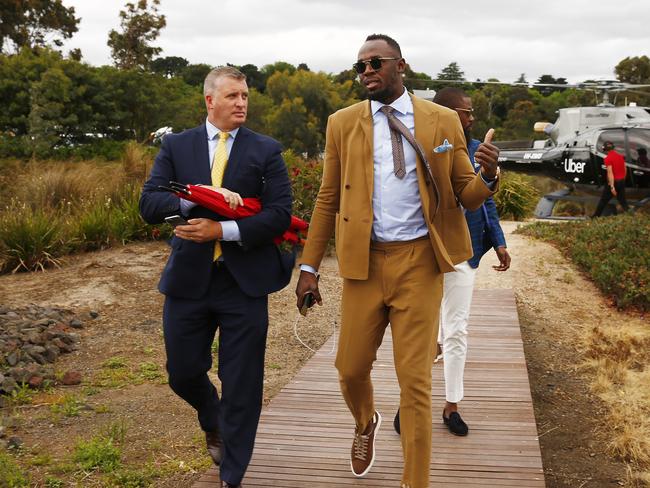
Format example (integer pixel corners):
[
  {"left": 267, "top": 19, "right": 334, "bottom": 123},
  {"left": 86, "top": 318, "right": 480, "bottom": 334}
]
[
  {"left": 443, "top": 411, "right": 468, "bottom": 436},
  {"left": 206, "top": 429, "right": 223, "bottom": 465},
  {"left": 221, "top": 482, "right": 242, "bottom": 488},
  {"left": 393, "top": 408, "right": 401, "bottom": 435}
]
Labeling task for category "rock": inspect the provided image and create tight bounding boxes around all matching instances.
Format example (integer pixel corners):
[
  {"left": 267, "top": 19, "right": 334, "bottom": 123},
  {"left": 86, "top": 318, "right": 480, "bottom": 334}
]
[
  {"left": 6, "top": 436, "right": 22, "bottom": 450},
  {"left": 89, "top": 310, "right": 99, "bottom": 319},
  {"left": 1, "top": 377, "right": 18, "bottom": 394},
  {"left": 6, "top": 350, "right": 20, "bottom": 366},
  {"left": 61, "top": 371, "right": 82, "bottom": 385},
  {"left": 28, "top": 376, "right": 44, "bottom": 388},
  {"left": 69, "top": 319, "right": 84, "bottom": 329}
]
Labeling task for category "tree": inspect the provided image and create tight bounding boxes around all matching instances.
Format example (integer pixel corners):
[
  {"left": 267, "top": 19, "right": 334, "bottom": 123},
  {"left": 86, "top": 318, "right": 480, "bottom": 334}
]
[
  {"left": 181, "top": 63, "right": 212, "bottom": 87},
  {"left": 151, "top": 56, "right": 189, "bottom": 77},
  {"left": 437, "top": 62, "right": 464, "bottom": 81},
  {"left": 516, "top": 73, "right": 527, "bottom": 84},
  {"left": 615, "top": 55, "right": 650, "bottom": 84},
  {"left": 0, "top": 0, "right": 79, "bottom": 53},
  {"left": 107, "top": 0, "right": 166, "bottom": 70}
]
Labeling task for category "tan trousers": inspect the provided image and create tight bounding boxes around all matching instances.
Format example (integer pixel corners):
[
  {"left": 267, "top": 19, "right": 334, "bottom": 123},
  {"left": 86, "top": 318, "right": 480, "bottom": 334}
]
[{"left": 335, "top": 236, "right": 443, "bottom": 488}]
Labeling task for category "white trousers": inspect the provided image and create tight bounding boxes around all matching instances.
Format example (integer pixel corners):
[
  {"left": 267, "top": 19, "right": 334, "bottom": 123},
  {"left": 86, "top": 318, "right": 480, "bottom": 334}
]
[{"left": 438, "top": 261, "right": 477, "bottom": 403}]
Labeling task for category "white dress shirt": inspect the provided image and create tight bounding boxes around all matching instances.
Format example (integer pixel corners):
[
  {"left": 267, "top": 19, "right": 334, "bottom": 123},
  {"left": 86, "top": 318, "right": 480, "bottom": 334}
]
[
  {"left": 180, "top": 117, "right": 241, "bottom": 241},
  {"left": 369, "top": 88, "right": 428, "bottom": 242}
]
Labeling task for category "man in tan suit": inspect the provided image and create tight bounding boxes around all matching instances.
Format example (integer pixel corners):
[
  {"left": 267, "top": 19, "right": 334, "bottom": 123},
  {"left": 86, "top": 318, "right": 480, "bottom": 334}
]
[{"left": 295, "top": 34, "right": 500, "bottom": 488}]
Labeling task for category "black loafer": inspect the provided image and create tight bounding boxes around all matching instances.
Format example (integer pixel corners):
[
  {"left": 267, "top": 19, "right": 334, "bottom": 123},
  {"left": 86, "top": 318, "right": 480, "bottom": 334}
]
[
  {"left": 393, "top": 408, "right": 401, "bottom": 435},
  {"left": 443, "top": 411, "right": 468, "bottom": 436}
]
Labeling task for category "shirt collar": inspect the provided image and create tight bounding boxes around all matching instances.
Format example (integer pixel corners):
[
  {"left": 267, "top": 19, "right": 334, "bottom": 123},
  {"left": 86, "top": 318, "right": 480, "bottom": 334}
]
[
  {"left": 371, "top": 88, "right": 412, "bottom": 117},
  {"left": 205, "top": 117, "right": 240, "bottom": 140}
]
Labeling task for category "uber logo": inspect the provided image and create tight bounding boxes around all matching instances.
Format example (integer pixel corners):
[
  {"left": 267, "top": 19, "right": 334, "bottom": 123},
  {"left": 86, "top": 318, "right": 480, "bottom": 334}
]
[{"left": 564, "top": 158, "right": 586, "bottom": 173}]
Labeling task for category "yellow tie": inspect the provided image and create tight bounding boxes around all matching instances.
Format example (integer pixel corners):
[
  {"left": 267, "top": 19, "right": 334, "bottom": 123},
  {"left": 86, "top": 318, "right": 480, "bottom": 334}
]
[{"left": 211, "top": 131, "right": 230, "bottom": 261}]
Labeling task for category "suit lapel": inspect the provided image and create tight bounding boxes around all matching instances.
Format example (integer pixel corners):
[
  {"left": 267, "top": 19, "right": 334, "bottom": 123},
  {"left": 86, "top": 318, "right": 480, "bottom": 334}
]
[
  {"left": 358, "top": 101, "right": 374, "bottom": 201},
  {"left": 194, "top": 125, "right": 212, "bottom": 185},
  {"left": 412, "top": 95, "right": 438, "bottom": 162}
]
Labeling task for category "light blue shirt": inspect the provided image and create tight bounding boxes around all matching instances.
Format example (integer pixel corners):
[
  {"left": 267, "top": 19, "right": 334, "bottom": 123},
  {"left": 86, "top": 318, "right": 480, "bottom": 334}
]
[
  {"left": 180, "top": 117, "right": 241, "bottom": 241},
  {"left": 369, "top": 88, "right": 428, "bottom": 242}
]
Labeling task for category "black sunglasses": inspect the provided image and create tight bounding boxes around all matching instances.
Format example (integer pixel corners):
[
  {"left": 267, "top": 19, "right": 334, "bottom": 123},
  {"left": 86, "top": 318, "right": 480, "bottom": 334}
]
[{"left": 353, "top": 57, "right": 400, "bottom": 74}]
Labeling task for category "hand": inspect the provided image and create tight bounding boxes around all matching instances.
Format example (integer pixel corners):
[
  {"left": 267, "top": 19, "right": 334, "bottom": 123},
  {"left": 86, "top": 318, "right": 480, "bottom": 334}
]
[
  {"left": 199, "top": 185, "right": 243, "bottom": 210},
  {"left": 174, "top": 218, "right": 221, "bottom": 243},
  {"left": 610, "top": 184, "right": 617, "bottom": 196},
  {"left": 492, "top": 246, "right": 511, "bottom": 272},
  {"left": 475, "top": 128, "right": 500, "bottom": 180},
  {"left": 295, "top": 270, "right": 323, "bottom": 310}
]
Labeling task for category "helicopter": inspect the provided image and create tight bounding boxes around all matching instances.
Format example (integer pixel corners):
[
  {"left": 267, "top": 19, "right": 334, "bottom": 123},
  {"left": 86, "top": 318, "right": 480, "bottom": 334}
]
[
  {"left": 415, "top": 80, "right": 650, "bottom": 217},
  {"left": 490, "top": 81, "right": 650, "bottom": 217}
]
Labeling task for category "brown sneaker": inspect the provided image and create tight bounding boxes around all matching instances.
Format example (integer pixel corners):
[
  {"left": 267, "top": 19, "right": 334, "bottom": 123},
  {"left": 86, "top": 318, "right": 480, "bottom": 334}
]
[{"left": 350, "top": 410, "right": 381, "bottom": 477}]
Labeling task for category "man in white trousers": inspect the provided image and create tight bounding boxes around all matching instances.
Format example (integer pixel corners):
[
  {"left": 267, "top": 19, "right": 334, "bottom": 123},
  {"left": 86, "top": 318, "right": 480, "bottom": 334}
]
[{"left": 394, "top": 87, "right": 510, "bottom": 436}]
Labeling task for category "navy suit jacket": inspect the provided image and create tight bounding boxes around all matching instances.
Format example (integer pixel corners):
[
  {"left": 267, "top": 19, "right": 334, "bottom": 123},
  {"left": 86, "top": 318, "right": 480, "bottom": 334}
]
[
  {"left": 466, "top": 139, "right": 507, "bottom": 269},
  {"left": 140, "top": 124, "right": 293, "bottom": 299}
]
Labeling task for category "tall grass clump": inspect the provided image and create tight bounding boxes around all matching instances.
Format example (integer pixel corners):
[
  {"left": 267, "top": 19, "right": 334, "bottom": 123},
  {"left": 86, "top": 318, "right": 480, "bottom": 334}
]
[
  {"left": 0, "top": 144, "right": 167, "bottom": 274},
  {"left": 518, "top": 212, "right": 649, "bottom": 310},
  {"left": 0, "top": 203, "right": 67, "bottom": 272},
  {"left": 493, "top": 171, "right": 540, "bottom": 220}
]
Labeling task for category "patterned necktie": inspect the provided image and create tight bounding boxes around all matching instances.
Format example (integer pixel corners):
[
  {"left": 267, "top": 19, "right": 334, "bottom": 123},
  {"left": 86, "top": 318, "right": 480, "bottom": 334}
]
[
  {"left": 379, "top": 105, "right": 440, "bottom": 215},
  {"left": 211, "top": 131, "right": 229, "bottom": 261}
]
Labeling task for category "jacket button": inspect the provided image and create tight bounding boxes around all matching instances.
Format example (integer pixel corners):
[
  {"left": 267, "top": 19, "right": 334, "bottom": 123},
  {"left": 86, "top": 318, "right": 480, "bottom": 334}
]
[
  {"left": 343, "top": 217, "right": 349, "bottom": 222},
  {"left": 345, "top": 184, "right": 351, "bottom": 189}
]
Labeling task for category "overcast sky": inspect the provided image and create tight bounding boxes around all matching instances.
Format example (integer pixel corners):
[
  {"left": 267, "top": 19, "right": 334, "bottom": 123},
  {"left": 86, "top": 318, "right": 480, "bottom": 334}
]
[{"left": 60, "top": 0, "right": 648, "bottom": 84}]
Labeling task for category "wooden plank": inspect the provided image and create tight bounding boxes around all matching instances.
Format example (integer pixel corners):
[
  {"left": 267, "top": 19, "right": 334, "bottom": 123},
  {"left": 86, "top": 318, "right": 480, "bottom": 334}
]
[{"left": 193, "top": 289, "right": 545, "bottom": 487}]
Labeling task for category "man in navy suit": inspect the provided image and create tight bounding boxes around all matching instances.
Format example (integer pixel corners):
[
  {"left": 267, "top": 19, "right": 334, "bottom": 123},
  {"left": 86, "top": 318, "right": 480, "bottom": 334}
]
[{"left": 140, "top": 66, "right": 292, "bottom": 488}]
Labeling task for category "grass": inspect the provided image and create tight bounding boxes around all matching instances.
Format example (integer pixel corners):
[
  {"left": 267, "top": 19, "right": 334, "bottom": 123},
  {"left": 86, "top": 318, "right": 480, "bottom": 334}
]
[
  {"left": 520, "top": 211, "right": 650, "bottom": 480},
  {"left": 517, "top": 212, "right": 650, "bottom": 311},
  {"left": 493, "top": 171, "right": 540, "bottom": 220},
  {"left": 0, "top": 451, "right": 29, "bottom": 487},
  {"left": 50, "top": 394, "right": 83, "bottom": 418},
  {"left": 0, "top": 149, "right": 170, "bottom": 274}
]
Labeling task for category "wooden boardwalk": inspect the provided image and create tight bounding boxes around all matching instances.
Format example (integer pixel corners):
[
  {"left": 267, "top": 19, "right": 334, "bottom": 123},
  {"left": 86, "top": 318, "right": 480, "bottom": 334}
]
[{"left": 193, "top": 289, "right": 545, "bottom": 487}]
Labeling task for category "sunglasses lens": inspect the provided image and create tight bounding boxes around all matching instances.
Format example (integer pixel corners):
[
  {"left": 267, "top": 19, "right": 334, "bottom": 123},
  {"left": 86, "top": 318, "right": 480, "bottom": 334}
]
[
  {"left": 370, "top": 58, "right": 383, "bottom": 70},
  {"left": 353, "top": 62, "right": 365, "bottom": 74}
]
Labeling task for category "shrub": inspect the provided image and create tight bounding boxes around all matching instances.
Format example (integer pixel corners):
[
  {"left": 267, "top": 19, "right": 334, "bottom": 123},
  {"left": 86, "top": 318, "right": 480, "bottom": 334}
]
[
  {"left": 0, "top": 204, "right": 67, "bottom": 272},
  {"left": 493, "top": 171, "right": 540, "bottom": 220},
  {"left": 284, "top": 149, "right": 322, "bottom": 222},
  {"left": 518, "top": 212, "right": 650, "bottom": 310}
]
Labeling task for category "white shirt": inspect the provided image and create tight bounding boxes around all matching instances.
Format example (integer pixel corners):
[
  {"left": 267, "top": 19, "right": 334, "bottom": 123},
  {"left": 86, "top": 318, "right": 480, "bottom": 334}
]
[
  {"left": 369, "top": 88, "right": 428, "bottom": 242},
  {"left": 180, "top": 117, "right": 240, "bottom": 241}
]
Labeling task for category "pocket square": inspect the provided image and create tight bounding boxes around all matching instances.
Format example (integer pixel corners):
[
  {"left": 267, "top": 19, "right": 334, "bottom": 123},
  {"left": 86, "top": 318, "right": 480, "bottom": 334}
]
[{"left": 434, "top": 139, "right": 453, "bottom": 153}]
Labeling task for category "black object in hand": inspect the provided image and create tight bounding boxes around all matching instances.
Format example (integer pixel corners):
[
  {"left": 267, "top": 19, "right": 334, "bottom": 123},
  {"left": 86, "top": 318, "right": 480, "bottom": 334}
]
[{"left": 299, "top": 293, "right": 314, "bottom": 317}]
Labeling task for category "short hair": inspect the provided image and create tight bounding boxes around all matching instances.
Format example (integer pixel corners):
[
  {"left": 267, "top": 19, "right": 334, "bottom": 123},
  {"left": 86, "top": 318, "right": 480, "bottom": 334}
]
[
  {"left": 433, "top": 87, "right": 467, "bottom": 109},
  {"left": 365, "top": 34, "right": 402, "bottom": 57},
  {"left": 203, "top": 66, "right": 246, "bottom": 97},
  {"left": 638, "top": 147, "right": 647, "bottom": 155}
]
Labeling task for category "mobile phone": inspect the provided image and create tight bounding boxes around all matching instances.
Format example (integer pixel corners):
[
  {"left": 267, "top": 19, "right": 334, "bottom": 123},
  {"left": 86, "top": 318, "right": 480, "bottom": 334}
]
[
  {"left": 164, "top": 215, "right": 189, "bottom": 227},
  {"left": 299, "top": 292, "right": 314, "bottom": 317}
]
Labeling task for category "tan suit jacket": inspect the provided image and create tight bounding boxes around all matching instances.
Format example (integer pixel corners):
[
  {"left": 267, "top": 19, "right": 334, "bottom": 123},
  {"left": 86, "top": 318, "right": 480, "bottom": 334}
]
[{"left": 300, "top": 94, "right": 497, "bottom": 279}]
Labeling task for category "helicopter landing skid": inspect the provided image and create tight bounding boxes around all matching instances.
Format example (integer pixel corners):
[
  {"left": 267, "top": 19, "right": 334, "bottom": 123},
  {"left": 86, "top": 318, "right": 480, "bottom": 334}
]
[{"left": 534, "top": 189, "right": 603, "bottom": 220}]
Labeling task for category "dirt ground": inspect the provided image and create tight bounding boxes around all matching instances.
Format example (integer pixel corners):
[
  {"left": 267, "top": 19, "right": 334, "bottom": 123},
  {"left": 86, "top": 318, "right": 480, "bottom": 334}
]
[{"left": 0, "top": 221, "right": 632, "bottom": 486}]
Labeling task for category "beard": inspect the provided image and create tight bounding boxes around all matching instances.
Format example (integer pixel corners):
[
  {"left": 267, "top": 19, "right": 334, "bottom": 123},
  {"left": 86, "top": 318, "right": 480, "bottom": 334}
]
[{"left": 463, "top": 126, "right": 472, "bottom": 144}]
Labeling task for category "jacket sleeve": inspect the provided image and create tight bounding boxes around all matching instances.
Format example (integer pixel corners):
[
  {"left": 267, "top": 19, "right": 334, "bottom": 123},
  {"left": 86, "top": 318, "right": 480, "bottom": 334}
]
[
  {"left": 448, "top": 116, "right": 497, "bottom": 211},
  {"left": 299, "top": 114, "right": 340, "bottom": 270},
  {"left": 484, "top": 196, "right": 507, "bottom": 248},
  {"left": 139, "top": 135, "right": 182, "bottom": 224},
  {"left": 235, "top": 140, "right": 292, "bottom": 248}
]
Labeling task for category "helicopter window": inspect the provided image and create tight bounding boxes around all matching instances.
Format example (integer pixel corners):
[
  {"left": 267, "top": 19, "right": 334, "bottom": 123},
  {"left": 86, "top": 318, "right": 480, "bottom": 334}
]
[
  {"left": 597, "top": 130, "right": 625, "bottom": 154},
  {"left": 627, "top": 129, "right": 650, "bottom": 166}
]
